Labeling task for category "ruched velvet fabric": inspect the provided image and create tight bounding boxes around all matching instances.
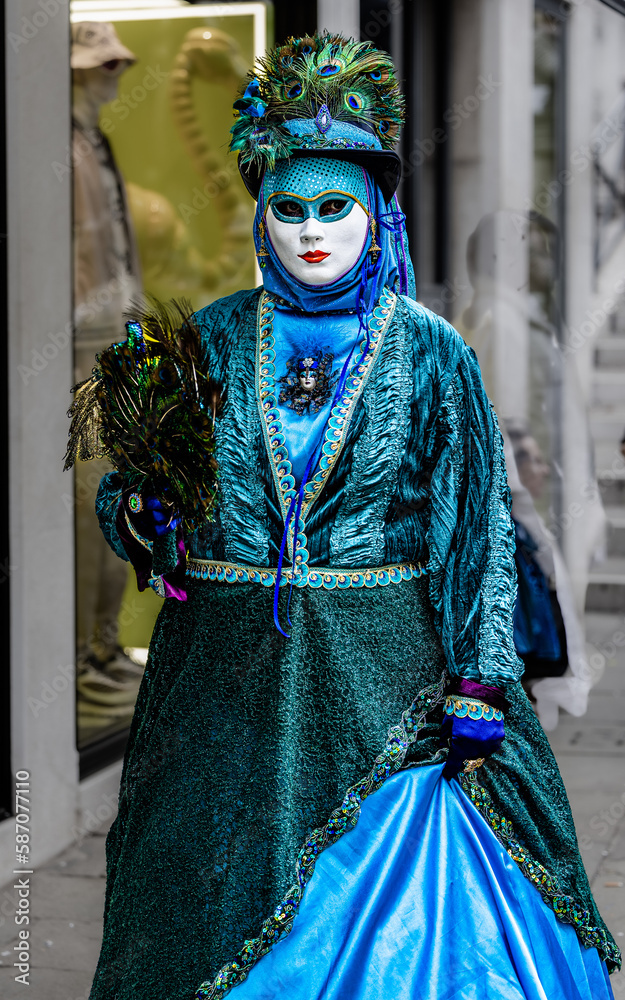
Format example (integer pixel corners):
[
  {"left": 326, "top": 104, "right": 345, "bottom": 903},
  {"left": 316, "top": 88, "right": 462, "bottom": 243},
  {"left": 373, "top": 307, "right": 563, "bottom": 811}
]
[
  {"left": 90, "top": 288, "right": 619, "bottom": 1000},
  {"left": 98, "top": 287, "right": 523, "bottom": 687},
  {"left": 234, "top": 765, "right": 614, "bottom": 1000}
]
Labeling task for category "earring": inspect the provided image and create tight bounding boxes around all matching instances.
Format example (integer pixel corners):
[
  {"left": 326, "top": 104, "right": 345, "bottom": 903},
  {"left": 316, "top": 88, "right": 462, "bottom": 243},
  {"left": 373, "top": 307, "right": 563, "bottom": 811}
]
[
  {"left": 257, "top": 217, "right": 270, "bottom": 268},
  {"left": 368, "top": 214, "right": 382, "bottom": 264}
]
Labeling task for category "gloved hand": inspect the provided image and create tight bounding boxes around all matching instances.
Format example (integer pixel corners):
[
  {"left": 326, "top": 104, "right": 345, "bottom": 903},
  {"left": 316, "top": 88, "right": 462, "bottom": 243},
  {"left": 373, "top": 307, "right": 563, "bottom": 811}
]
[
  {"left": 439, "top": 682, "right": 506, "bottom": 780},
  {"left": 122, "top": 488, "right": 180, "bottom": 541}
]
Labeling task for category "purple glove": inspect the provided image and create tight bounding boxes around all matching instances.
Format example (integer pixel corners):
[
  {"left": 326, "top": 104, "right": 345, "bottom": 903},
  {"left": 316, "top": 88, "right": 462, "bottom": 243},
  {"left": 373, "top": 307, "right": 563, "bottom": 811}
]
[
  {"left": 122, "top": 488, "right": 180, "bottom": 541},
  {"left": 117, "top": 487, "right": 187, "bottom": 601},
  {"left": 439, "top": 679, "right": 506, "bottom": 780}
]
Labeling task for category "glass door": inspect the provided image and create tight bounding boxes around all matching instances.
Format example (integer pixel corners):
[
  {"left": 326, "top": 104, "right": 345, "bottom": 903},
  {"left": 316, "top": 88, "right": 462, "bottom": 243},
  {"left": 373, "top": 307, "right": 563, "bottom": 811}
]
[{"left": 70, "top": 0, "right": 268, "bottom": 774}]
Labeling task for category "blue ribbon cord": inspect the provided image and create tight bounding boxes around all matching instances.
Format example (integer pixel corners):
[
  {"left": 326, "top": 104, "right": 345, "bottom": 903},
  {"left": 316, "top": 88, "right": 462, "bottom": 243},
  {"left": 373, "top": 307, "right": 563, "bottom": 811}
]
[
  {"left": 273, "top": 175, "right": 381, "bottom": 636},
  {"left": 379, "top": 199, "right": 409, "bottom": 296}
]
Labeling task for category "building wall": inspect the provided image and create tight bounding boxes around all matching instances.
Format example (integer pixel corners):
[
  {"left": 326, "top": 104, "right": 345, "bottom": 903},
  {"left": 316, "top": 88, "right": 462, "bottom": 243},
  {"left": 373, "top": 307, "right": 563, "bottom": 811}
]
[{"left": 449, "top": 0, "right": 533, "bottom": 423}]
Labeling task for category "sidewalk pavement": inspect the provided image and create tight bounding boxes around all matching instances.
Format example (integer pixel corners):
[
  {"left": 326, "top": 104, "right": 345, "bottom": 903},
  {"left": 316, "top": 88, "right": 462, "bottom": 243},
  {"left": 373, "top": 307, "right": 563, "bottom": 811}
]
[
  {"left": 1, "top": 613, "right": 624, "bottom": 999},
  {"left": 547, "top": 612, "right": 625, "bottom": 998}
]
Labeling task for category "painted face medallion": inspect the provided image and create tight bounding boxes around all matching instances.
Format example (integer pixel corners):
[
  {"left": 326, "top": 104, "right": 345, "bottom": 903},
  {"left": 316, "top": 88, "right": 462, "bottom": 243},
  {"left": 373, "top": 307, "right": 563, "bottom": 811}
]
[
  {"left": 266, "top": 191, "right": 369, "bottom": 285},
  {"left": 277, "top": 351, "right": 338, "bottom": 415}
]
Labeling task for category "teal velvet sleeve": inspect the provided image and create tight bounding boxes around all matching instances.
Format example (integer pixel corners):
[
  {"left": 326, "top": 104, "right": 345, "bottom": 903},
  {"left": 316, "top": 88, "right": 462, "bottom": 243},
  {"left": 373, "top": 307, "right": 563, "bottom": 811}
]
[
  {"left": 426, "top": 346, "right": 523, "bottom": 688},
  {"left": 95, "top": 472, "right": 128, "bottom": 562}
]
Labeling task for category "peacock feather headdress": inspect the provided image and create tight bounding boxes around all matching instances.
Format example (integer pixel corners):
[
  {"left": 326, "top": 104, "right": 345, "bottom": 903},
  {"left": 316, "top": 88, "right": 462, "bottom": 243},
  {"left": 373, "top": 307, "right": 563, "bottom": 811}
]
[{"left": 230, "top": 33, "right": 405, "bottom": 201}]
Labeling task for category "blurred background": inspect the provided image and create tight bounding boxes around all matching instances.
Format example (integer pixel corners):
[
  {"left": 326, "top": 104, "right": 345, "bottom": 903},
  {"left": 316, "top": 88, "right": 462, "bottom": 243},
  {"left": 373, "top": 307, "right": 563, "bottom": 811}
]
[{"left": 2, "top": 0, "right": 625, "bottom": 993}]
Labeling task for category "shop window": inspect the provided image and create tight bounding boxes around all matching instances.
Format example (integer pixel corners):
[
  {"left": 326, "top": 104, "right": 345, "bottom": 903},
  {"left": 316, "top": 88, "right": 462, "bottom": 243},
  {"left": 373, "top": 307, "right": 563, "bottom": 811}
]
[{"left": 70, "top": 0, "right": 268, "bottom": 773}]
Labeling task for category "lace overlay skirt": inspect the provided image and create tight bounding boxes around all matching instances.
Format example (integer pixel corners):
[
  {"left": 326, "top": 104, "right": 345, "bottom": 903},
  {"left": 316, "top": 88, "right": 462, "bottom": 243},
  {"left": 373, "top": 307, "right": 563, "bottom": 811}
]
[{"left": 89, "top": 576, "right": 616, "bottom": 1000}]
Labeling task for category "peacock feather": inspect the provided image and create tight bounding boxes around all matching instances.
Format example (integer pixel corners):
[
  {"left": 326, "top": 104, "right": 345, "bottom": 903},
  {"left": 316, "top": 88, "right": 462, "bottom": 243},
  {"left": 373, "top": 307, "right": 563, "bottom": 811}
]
[
  {"left": 230, "top": 32, "right": 405, "bottom": 172},
  {"left": 64, "top": 298, "right": 223, "bottom": 532}
]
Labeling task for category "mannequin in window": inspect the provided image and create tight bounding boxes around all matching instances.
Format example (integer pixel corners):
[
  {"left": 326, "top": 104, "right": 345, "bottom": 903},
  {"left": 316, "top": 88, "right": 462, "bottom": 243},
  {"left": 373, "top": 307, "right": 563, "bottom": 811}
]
[{"left": 72, "top": 21, "right": 143, "bottom": 694}]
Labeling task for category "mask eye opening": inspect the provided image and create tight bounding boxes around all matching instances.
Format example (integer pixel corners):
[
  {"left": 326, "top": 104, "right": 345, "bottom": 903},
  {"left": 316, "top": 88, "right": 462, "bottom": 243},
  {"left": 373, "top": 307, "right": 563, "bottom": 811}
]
[
  {"left": 319, "top": 198, "right": 349, "bottom": 218},
  {"left": 272, "top": 199, "right": 306, "bottom": 220}
]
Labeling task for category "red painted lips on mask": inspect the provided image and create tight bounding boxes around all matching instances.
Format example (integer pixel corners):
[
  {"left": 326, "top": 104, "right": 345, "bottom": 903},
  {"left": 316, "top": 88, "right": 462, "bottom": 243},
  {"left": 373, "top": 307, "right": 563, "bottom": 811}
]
[{"left": 297, "top": 250, "right": 331, "bottom": 263}]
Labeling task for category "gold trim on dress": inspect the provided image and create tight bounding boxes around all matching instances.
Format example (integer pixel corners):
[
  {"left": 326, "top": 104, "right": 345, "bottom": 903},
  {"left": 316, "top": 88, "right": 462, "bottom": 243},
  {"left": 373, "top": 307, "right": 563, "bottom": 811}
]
[{"left": 185, "top": 557, "right": 426, "bottom": 590}]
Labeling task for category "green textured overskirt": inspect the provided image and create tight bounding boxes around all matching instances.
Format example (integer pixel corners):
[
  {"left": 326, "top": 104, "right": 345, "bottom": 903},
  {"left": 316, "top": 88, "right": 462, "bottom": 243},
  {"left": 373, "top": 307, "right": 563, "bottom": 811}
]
[{"left": 89, "top": 576, "right": 615, "bottom": 1000}]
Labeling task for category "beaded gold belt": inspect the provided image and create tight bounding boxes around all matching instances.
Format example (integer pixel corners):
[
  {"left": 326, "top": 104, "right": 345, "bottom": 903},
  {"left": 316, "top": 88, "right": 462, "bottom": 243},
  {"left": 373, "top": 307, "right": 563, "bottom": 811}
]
[{"left": 185, "top": 558, "right": 426, "bottom": 590}]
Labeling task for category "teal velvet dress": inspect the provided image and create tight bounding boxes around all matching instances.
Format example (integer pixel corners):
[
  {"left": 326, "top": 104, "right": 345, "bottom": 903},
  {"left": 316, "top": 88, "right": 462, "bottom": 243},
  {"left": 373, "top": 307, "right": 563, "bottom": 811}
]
[{"left": 89, "top": 286, "right": 619, "bottom": 1000}]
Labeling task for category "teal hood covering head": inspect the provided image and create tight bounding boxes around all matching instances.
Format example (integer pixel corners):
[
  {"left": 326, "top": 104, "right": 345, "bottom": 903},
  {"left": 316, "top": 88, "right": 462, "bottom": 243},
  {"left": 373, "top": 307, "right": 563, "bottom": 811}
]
[{"left": 254, "top": 154, "right": 414, "bottom": 314}]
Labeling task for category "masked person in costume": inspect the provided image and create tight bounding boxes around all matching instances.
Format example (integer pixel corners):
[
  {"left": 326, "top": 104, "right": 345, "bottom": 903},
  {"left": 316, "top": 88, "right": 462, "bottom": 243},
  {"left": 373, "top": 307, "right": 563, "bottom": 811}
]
[{"left": 83, "top": 35, "right": 619, "bottom": 1000}]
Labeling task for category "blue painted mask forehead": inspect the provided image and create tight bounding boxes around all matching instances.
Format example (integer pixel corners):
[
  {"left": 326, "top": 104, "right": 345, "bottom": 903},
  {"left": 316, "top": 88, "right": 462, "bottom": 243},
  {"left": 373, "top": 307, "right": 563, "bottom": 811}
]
[{"left": 262, "top": 156, "right": 369, "bottom": 207}]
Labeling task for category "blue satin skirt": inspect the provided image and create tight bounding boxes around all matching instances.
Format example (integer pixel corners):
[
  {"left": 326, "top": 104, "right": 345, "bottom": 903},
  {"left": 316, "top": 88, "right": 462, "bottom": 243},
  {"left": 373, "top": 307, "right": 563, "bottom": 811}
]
[{"left": 234, "top": 764, "right": 614, "bottom": 999}]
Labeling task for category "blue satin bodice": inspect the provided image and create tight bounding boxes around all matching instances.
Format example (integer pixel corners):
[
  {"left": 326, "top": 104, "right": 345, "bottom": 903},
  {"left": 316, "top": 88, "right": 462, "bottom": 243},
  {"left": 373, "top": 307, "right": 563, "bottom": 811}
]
[{"left": 270, "top": 305, "right": 360, "bottom": 485}]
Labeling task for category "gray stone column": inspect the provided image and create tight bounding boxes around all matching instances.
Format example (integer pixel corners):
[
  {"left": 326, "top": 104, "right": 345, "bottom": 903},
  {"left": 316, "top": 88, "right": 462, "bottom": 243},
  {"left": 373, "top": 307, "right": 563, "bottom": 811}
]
[{"left": 0, "top": 0, "right": 120, "bottom": 876}]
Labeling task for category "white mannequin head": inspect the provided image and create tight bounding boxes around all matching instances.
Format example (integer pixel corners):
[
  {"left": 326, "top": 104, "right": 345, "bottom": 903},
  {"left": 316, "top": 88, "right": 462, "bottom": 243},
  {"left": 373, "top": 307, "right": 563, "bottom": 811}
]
[
  {"left": 71, "top": 21, "right": 136, "bottom": 127},
  {"left": 73, "top": 61, "right": 128, "bottom": 110}
]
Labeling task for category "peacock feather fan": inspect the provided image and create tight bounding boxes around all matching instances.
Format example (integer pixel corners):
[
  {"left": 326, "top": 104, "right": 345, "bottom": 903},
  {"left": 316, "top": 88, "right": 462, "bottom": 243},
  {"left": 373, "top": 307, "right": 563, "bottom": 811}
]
[
  {"left": 64, "top": 298, "right": 224, "bottom": 532},
  {"left": 230, "top": 32, "right": 405, "bottom": 171}
]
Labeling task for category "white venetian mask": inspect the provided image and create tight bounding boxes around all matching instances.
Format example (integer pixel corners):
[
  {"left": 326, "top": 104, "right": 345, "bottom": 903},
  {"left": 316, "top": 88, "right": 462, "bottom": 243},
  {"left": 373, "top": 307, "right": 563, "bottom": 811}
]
[{"left": 265, "top": 190, "right": 369, "bottom": 286}]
